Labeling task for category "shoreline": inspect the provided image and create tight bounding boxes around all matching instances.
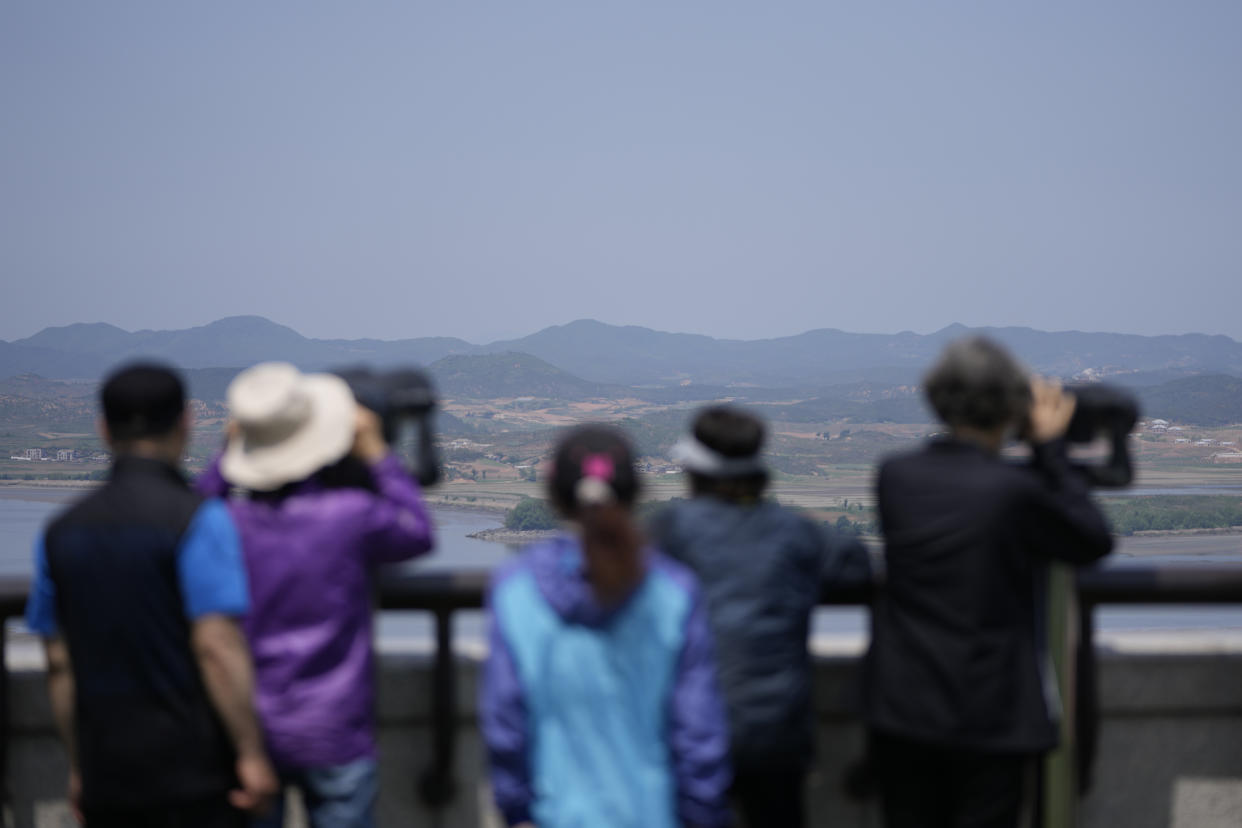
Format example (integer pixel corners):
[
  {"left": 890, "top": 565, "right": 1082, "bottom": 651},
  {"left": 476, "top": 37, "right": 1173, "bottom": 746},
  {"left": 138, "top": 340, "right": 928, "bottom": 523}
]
[
  {"left": 1126, "top": 526, "right": 1242, "bottom": 538},
  {"left": 0, "top": 480, "right": 97, "bottom": 491},
  {"left": 421, "top": 495, "right": 511, "bottom": 516},
  {"left": 466, "top": 528, "right": 560, "bottom": 544},
  {"left": 1, "top": 481, "right": 1240, "bottom": 544}
]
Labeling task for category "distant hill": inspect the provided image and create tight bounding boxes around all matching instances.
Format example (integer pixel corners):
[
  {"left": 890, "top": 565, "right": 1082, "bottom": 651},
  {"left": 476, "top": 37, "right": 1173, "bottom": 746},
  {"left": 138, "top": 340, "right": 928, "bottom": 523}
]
[
  {"left": 490, "top": 319, "right": 1242, "bottom": 386},
  {"left": 182, "top": 368, "right": 245, "bottom": 403},
  {"left": 428, "top": 352, "right": 607, "bottom": 400},
  {"left": 0, "top": 374, "right": 94, "bottom": 400},
  {"left": 5, "top": 316, "right": 1242, "bottom": 389},
  {"left": 1136, "top": 375, "right": 1242, "bottom": 426},
  {"left": 0, "top": 375, "right": 97, "bottom": 432},
  {"left": 754, "top": 393, "right": 931, "bottom": 425},
  {"left": 5, "top": 317, "right": 479, "bottom": 378}
]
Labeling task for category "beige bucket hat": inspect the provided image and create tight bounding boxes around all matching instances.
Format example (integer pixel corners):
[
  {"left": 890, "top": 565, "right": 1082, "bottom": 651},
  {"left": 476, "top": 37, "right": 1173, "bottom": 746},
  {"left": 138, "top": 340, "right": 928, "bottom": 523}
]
[{"left": 221, "top": 362, "right": 356, "bottom": 491}]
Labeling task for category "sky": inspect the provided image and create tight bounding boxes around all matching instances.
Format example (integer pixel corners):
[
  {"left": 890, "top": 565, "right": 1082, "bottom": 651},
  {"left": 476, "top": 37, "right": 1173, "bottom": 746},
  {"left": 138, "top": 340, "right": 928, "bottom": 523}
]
[{"left": 3, "top": 2, "right": 1241, "bottom": 345}]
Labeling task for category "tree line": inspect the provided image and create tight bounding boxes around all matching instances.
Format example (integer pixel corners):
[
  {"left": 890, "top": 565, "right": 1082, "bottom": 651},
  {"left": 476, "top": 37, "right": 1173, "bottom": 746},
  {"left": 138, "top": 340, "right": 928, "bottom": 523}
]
[{"left": 1100, "top": 495, "right": 1242, "bottom": 536}]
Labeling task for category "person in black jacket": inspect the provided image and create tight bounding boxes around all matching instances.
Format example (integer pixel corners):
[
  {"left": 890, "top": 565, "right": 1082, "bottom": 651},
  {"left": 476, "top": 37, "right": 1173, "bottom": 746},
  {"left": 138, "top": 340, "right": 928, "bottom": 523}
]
[
  {"left": 24, "top": 363, "right": 278, "bottom": 826},
  {"left": 650, "top": 406, "right": 870, "bottom": 828},
  {"left": 861, "top": 337, "right": 1113, "bottom": 828}
]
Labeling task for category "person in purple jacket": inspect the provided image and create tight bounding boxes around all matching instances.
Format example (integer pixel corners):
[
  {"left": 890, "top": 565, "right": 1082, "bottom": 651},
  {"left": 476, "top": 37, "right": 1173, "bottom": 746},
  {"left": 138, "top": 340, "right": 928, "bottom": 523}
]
[
  {"left": 198, "top": 362, "right": 435, "bottom": 828},
  {"left": 481, "top": 424, "right": 732, "bottom": 828}
]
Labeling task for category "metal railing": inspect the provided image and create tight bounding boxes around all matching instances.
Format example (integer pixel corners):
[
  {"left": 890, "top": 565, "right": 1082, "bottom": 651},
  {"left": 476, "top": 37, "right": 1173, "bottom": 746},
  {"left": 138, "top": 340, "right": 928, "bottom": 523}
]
[{"left": 2, "top": 563, "right": 1242, "bottom": 821}]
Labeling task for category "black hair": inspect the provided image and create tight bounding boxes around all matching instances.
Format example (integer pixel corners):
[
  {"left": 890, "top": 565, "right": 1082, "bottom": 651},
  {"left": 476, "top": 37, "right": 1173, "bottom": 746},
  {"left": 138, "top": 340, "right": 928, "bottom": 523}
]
[
  {"left": 693, "top": 405, "right": 765, "bottom": 458},
  {"left": 246, "top": 455, "right": 378, "bottom": 502},
  {"left": 689, "top": 405, "right": 769, "bottom": 501},
  {"left": 101, "top": 362, "right": 186, "bottom": 442},
  {"left": 924, "top": 337, "right": 1032, "bottom": 430}
]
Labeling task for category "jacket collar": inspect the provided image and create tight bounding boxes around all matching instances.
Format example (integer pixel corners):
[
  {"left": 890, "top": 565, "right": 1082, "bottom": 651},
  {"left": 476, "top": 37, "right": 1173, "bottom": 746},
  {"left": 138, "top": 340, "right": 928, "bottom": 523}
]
[
  {"left": 928, "top": 434, "right": 998, "bottom": 457},
  {"left": 110, "top": 454, "right": 188, "bottom": 488}
]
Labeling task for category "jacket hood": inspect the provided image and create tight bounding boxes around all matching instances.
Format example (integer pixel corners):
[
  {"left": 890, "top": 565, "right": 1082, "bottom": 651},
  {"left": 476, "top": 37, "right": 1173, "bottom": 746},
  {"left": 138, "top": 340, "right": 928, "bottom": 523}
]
[{"left": 526, "top": 534, "right": 650, "bottom": 628}]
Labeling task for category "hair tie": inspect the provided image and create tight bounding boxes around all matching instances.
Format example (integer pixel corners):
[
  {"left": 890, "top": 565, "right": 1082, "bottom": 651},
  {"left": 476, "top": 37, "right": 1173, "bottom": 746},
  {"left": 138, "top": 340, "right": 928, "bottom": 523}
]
[
  {"left": 581, "top": 453, "right": 615, "bottom": 481},
  {"left": 575, "top": 476, "right": 615, "bottom": 506}
]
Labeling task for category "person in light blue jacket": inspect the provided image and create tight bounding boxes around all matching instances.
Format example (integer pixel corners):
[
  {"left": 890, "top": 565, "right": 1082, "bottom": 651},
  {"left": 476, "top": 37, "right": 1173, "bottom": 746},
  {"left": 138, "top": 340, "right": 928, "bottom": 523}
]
[{"left": 480, "top": 424, "right": 732, "bottom": 828}]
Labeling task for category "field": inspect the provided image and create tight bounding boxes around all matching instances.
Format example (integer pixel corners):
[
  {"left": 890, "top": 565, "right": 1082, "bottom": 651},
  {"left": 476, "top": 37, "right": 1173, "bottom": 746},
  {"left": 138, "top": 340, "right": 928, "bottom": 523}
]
[{"left": 4, "top": 377, "right": 1242, "bottom": 542}]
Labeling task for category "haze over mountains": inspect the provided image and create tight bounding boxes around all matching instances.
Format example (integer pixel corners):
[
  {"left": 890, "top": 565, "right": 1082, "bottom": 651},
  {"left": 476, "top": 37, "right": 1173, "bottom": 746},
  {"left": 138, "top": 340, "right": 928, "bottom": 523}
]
[{"left": 4, "top": 316, "right": 1242, "bottom": 390}]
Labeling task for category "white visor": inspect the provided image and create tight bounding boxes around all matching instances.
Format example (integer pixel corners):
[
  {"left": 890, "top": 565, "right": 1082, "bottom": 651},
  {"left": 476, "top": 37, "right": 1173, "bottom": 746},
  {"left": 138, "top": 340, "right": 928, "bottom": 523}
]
[{"left": 669, "top": 436, "right": 767, "bottom": 478}]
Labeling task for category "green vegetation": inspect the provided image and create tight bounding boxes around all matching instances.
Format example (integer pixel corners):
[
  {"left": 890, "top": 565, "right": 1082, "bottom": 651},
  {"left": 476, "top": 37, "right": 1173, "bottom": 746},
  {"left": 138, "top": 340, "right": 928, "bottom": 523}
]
[
  {"left": 613, "top": 412, "right": 687, "bottom": 459},
  {"left": 504, "top": 497, "right": 561, "bottom": 531},
  {"left": 829, "top": 514, "right": 877, "bottom": 537},
  {"left": 1101, "top": 495, "right": 1242, "bottom": 535},
  {"left": 1139, "top": 375, "right": 1242, "bottom": 426},
  {"left": 0, "top": 470, "right": 107, "bottom": 481}
]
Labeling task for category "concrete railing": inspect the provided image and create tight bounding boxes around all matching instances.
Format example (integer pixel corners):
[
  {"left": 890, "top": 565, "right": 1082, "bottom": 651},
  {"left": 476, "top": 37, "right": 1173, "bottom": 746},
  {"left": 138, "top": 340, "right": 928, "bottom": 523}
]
[{"left": 4, "top": 564, "right": 1242, "bottom": 828}]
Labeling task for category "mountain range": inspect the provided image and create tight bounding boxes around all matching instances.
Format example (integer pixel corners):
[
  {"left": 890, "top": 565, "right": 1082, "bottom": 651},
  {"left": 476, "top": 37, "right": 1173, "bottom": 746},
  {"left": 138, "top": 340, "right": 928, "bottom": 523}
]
[{"left": 4, "top": 316, "right": 1242, "bottom": 389}]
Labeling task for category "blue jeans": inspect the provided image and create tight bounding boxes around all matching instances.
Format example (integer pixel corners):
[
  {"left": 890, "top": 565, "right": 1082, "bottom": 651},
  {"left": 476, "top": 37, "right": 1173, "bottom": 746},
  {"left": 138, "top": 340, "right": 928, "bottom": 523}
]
[{"left": 251, "top": 757, "right": 378, "bottom": 828}]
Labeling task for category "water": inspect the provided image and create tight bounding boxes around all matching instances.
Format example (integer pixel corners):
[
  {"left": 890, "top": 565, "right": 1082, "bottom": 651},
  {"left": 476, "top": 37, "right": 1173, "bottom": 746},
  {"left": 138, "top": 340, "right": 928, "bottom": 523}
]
[
  {"left": 1110, "top": 486, "right": 1242, "bottom": 497},
  {"left": 3, "top": 487, "right": 1241, "bottom": 639},
  {"left": 0, "top": 487, "right": 514, "bottom": 644},
  {"left": 0, "top": 489, "right": 515, "bottom": 575},
  {"left": 0, "top": 494, "right": 73, "bottom": 575}
]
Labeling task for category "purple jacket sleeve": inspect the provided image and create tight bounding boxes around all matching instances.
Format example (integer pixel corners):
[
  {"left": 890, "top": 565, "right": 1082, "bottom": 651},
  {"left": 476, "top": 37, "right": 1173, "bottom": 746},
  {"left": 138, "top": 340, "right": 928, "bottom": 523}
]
[
  {"left": 669, "top": 589, "right": 733, "bottom": 828},
  {"left": 195, "top": 453, "right": 229, "bottom": 498},
  {"left": 360, "top": 454, "right": 435, "bottom": 564},
  {"left": 480, "top": 591, "right": 533, "bottom": 826}
]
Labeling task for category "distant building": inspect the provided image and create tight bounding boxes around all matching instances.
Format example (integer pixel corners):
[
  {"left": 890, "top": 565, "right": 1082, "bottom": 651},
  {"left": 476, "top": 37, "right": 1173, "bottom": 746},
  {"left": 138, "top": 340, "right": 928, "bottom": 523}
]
[
  {"left": 56, "top": 449, "right": 75, "bottom": 461},
  {"left": 23, "top": 448, "right": 44, "bottom": 460}
]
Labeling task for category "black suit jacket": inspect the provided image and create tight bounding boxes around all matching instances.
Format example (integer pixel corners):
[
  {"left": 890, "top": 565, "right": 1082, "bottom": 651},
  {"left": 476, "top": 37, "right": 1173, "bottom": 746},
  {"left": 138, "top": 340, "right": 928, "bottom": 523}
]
[{"left": 861, "top": 437, "right": 1112, "bottom": 754}]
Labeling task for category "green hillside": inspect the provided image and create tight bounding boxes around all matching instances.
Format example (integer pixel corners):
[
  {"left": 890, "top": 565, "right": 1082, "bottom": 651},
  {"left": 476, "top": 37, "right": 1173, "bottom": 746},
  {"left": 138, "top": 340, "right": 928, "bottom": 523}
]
[
  {"left": 1138, "top": 375, "right": 1242, "bottom": 426},
  {"left": 429, "top": 352, "right": 607, "bottom": 400}
]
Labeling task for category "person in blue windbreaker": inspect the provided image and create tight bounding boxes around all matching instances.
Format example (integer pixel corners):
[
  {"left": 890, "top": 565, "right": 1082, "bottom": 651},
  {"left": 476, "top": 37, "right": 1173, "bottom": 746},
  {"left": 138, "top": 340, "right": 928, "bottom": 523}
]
[
  {"left": 480, "top": 424, "right": 732, "bottom": 828},
  {"left": 650, "top": 406, "right": 871, "bottom": 828}
]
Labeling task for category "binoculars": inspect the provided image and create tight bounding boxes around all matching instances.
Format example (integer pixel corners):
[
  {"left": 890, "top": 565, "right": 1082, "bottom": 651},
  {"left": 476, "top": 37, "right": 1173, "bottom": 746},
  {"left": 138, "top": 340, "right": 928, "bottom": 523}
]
[
  {"left": 335, "top": 367, "right": 441, "bottom": 487},
  {"left": 1063, "top": 384, "right": 1140, "bottom": 488}
]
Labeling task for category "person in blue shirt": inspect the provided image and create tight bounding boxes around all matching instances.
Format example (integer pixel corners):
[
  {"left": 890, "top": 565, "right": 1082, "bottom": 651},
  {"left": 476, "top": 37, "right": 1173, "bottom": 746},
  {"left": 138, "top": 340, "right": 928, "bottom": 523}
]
[
  {"left": 480, "top": 424, "right": 732, "bottom": 828},
  {"left": 25, "top": 362, "right": 277, "bottom": 827}
]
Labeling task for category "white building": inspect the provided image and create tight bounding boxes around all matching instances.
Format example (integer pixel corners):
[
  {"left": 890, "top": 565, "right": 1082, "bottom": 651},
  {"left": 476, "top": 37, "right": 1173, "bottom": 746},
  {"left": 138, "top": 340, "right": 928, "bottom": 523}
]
[
  {"left": 23, "top": 448, "right": 44, "bottom": 460},
  {"left": 56, "top": 449, "right": 75, "bottom": 461}
]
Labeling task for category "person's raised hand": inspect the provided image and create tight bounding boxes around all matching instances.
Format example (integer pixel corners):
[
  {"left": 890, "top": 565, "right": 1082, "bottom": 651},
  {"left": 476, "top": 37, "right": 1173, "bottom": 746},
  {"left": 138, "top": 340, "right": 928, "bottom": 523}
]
[
  {"left": 1027, "top": 377, "right": 1076, "bottom": 445},
  {"left": 352, "top": 405, "right": 389, "bottom": 464}
]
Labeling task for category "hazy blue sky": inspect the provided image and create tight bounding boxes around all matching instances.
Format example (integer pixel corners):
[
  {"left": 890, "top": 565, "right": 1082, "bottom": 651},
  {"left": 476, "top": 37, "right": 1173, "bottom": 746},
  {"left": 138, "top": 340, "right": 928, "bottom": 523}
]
[{"left": 3, "top": 3, "right": 1240, "bottom": 344}]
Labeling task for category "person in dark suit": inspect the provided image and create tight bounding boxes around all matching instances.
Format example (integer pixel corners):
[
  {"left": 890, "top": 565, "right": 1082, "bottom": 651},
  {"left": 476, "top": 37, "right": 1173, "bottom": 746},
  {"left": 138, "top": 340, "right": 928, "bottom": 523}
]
[{"left": 861, "top": 337, "right": 1113, "bottom": 828}]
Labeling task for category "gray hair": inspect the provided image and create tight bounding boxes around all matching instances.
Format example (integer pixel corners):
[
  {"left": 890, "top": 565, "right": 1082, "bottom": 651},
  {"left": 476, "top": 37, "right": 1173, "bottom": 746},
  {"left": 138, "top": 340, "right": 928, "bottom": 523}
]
[{"left": 923, "top": 337, "right": 1031, "bottom": 430}]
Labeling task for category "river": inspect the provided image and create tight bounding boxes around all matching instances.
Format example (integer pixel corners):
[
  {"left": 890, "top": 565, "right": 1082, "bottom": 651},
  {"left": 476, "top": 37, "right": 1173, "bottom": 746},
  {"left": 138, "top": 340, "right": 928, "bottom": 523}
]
[{"left": 2, "top": 487, "right": 1240, "bottom": 640}]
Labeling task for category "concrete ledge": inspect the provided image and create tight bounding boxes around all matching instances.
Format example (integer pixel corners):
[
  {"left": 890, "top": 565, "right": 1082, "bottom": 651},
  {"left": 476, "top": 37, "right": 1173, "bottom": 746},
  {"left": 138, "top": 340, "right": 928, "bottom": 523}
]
[
  {"left": 1172, "top": 778, "right": 1242, "bottom": 828},
  {"left": 8, "top": 640, "right": 1242, "bottom": 828}
]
